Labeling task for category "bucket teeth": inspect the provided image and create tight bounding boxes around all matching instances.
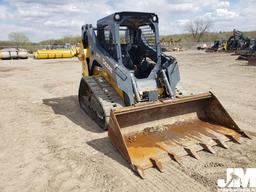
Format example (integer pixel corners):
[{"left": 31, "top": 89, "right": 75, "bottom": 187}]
[
  {"left": 157, "top": 143, "right": 182, "bottom": 165},
  {"left": 214, "top": 138, "right": 229, "bottom": 149},
  {"left": 225, "top": 134, "right": 241, "bottom": 144},
  {"left": 135, "top": 165, "right": 145, "bottom": 179},
  {"left": 242, "top": 131, "right": 252, "bottom": 139},
  {"left": 200, "top": 143, "right": 215, "bottom": 154},
  {"left": 150, "top": 158, "right": 164, "bottom": 172},
  {"left": 184, "top": 147, "right": 200, "bottom": 160},
  {"left": 168, "top": 152, "right": 182, "bottom": 165}
]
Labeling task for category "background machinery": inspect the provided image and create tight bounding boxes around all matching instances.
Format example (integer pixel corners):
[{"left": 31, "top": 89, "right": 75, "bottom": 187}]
[
  {"left": 236, "top": 38, "right": 256, "bottom": 65},
  {"left": 205, "top": 29, "right": 250, "bottom": 53},
  {"left": 227, "top": 29, "right": 256, "bottom": 64},
  {"left": 205, "top": 40, "right": 226, "bottom": 52},
  {"left": 34, "top": 43, "right": 80, "bottom": 59},
  {"left": 78, "top": 12, "right": 250, "bottom": 178}
]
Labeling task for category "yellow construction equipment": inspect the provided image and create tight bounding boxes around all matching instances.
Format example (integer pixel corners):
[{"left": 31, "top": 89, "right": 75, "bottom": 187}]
[
  {"left": 34, "top": 45, "right": 80, "bottom": 59},
  {"left": 78, "top": 12, "right": 251, "bottom": 178}
]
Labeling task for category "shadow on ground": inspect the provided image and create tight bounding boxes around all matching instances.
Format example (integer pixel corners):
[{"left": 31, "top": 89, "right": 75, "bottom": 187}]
[
  {"left": 43, "top": 95, "right": 132, "bottom": 171},
  {"left": 43, "top": 95, "right": 103, "bottom": 133},
  {"left": 87, "top": 137, "right": 132, "bottom": 171}
]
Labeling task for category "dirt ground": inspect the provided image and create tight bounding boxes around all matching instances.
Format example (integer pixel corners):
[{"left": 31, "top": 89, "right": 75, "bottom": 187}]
[{"left": 0, "top": 50, "right": 255, "bottom": 192}]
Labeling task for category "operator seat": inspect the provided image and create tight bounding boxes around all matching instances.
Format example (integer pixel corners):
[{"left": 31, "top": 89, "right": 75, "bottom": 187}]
[{"left": 122, "top": 43, "right": 134, "bottom": 70}]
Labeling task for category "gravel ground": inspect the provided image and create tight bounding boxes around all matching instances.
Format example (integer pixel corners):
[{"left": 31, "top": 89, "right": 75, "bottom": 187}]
[{"left": 0, "top": 50, "right": 255, "bottom": 192}]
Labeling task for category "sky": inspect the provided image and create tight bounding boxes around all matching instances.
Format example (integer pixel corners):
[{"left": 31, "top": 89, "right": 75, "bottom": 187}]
[{"left": 0, "top": 0, "right": 255, "bottom": 42}]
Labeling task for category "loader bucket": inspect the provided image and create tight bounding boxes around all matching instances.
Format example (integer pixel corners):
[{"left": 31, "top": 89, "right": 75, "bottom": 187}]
[{"left": 108, "top": 92, "right": 250, "bottom": 178}]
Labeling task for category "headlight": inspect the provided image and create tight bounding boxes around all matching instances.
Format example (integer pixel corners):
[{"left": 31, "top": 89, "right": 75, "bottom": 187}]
[
  {"left": 114, "top": 14, "right": 121, "bottom": 21},
  {"left": 152, "top": 15, "right": 157, "bottom": 22}
]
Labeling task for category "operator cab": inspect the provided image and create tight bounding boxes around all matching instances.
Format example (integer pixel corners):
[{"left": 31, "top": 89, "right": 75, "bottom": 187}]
[
  {"left": 119, "top": 25, "right": 156, "bottom": 79},
  {"left": 97, "top": 12, "right": 160, "bottom": 79}
]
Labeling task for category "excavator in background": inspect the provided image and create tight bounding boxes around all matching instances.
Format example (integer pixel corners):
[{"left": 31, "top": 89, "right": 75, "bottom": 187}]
[
  {"left": 236, "top": 38, "right": 256, "bottom": 65},
  {"left": 206, "top": 29, "right": 251, "bottom": 53},
  {"left": 205, "top": 29, "right": 256, "bottom": 64},
  {"left": 77, "top": 12, "right": 251, "bottom": 178},
  {"left": 226, "top": 29, "right": 256, "bottom": 64},
  {"left": 226, "top": 29, "right": 247, "bottom": 51}
]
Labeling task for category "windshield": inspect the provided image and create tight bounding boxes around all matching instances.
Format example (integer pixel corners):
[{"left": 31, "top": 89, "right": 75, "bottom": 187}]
[{"left": 118, "top": 23, "right": 158, "bottom": 79}]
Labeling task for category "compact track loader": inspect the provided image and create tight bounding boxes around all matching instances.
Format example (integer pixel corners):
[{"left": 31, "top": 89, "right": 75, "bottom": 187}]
[{"left": 78, "top": 12, "right": 250, "bottom": 178}]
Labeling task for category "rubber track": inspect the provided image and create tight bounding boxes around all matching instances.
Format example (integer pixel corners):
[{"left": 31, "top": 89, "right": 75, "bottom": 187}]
[{"left": 82, "top": 76, "right": 124, "bottom": 128}]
